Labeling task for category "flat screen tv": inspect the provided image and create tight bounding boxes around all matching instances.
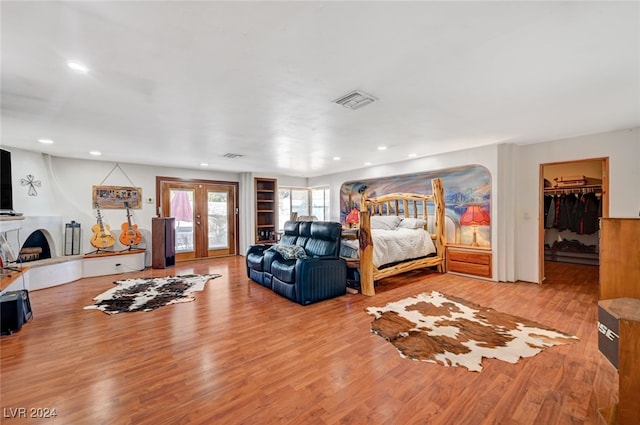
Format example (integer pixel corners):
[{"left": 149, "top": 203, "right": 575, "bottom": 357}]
[{"left": 0, "top": 148, "right": 14, "bottom": 214}]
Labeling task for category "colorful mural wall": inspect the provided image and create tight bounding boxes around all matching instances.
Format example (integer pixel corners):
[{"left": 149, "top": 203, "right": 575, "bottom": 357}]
[{"left": 340, "top": 164, "right": 492, "bottom": 247}]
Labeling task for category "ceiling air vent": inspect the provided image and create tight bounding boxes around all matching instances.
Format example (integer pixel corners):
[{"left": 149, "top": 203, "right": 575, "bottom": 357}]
[
  {"left": 223, "top": 153, "right": 243, "bottom": 159},
  {"left": 333, "top": 90, "right": 377, "bottom": 110}
]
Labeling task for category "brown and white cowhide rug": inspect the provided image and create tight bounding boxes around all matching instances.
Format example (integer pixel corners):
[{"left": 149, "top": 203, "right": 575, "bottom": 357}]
[
  {"left": 84, "top": 274, "right": 221, "bottom": 314},
  {"left": 365, "top": 290, "right": 578, "bottom": 372}
]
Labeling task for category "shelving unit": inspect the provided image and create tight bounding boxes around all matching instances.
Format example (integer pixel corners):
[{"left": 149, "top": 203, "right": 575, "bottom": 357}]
[{"left": 254, "top": 178, "right": 277, "bottom": 244}]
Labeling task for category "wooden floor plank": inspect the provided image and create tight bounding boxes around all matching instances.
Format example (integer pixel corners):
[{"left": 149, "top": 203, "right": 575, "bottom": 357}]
[{"left": 0, "top": 258, "right": 617, "bottom": 424}]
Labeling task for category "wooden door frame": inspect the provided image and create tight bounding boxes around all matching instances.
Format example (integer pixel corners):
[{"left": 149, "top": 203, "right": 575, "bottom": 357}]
[
  {"left": 538, "top": 157, "right": 609, "bottom": 284},
  {"left": 156, "top": 176, "right": 239, "bottom": 260}
]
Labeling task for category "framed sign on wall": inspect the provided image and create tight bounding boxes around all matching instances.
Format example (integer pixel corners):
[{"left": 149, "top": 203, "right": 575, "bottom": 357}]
[{"left": 92, "top": 185, "right": 142, "bottom": 209}]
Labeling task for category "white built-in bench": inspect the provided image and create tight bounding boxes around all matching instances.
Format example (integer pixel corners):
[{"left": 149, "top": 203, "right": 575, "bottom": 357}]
[{"left": 1, "top": 249, "right": 146, "bottom": 293}]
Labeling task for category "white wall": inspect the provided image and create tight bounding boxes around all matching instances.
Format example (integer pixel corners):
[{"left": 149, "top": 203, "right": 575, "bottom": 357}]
[
  {"left": 7, "top": 149, "right": 58, "bottom": 216},
  {"left": 310, "top": 126, "right": 639, "bottom": 285},
  {"left": 6, "top": 149, "right": 307, "bottom": 260},
  {"left": 308, "top": 144, "right": 504, "bottom": 280},
  {"left": 515, "top": 127, "right": 640, "bottom": 283},
  {"left": 7, "top": 150, "right": 224, "bottom": 257},
  {"left": 7, "top": 126, "right": 638, "bottom": 283},
  {"left": 308, "top": 145, "right": 500, "bottom": 220}
]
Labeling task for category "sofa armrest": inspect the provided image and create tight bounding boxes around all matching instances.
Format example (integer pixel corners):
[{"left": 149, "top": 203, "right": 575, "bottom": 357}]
[
  {"left": 294, "top": 257, "right": 347, "bottom": 305},
  {"left": 246, "top": 243, "right": 273, "bottom": 256}
]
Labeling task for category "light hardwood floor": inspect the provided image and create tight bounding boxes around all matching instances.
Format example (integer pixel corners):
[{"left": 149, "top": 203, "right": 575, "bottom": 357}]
[{"left": 0, "top": 257, "right": 615, "bottom": 425}]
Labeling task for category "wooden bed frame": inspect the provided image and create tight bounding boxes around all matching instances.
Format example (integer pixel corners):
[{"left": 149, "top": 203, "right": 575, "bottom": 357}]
[{"left": 358, "top": 178, "right": 446, "bottom": 296}]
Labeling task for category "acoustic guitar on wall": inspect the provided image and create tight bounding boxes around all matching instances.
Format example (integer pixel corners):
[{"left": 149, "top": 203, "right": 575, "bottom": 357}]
[
  {"left": 90, "top": 202, "right": 116, "bottom": 250},
  {"left": 119, "top": 201, "right": 143, "bottom": 247}
]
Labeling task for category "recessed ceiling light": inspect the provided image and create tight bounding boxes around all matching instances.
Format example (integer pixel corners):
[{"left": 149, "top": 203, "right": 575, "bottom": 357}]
[
  {"left": 333, "top": 157, "right": 341, "bottom": 161},
  {"left": 377, "top": 146, "right": 387, "bottom": 151},
  {"left": 89, "top": 150, "right": 102, "bottom": 156},
  {"left": 200, "top": 162, "right": 209, "bottom": 167},
  {"left": 67, "top": 61, "right": 89, "bottom": 74},
  {"left": 38, "top": 138, "right": 54, "bottom": 144},
  {"left": 408, "top": 153, "right": 417, "bottom": 158},
  {"left": 364, "top": 162, "right": 372, "bottom": 166}
]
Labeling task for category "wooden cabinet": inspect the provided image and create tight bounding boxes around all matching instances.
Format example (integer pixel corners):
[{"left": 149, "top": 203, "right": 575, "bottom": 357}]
[
  {"left": 254, "top": 178, "right": 277, "bottom": 243},
  {"left": 600, "top": 218, "right": 640, "bottom": 299},
  {"left": 152, "top": 217, "right": 175, "bottom": 269},
  {"left": 446, "top": 245, "right": 492, "bottom": 278}
]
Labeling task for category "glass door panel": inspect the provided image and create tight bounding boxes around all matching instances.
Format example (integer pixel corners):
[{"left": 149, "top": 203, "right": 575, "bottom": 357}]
[
  {"left": 170, "top": 188, "right": 194, "bottom": 254},
  {"left": 208, "top": 190, "right": 229, "bottom": 250}
]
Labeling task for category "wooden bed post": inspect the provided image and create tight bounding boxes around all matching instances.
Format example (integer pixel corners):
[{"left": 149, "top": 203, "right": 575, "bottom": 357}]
[
  {"left": 359, "top": 194, "right": 375, "bottom": 296},
  {"left": 357, "top": 178, "right": 446, "bottom": 296},
  {"left": 432, "top": 178, "right": 446, "bottom": 272}
]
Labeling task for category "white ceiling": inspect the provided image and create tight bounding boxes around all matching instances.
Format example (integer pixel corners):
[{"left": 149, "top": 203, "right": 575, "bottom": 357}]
[{"left": 2, "top": 1, "right": 639, "bottom": 178}]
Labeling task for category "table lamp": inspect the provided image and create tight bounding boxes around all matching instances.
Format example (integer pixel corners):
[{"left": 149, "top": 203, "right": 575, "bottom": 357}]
[
  {"left": 460, "top": 204, "right": 490, "bottom": 246},
  {"left": 345, "top": 208, "right": 360, "bottom": 228}
]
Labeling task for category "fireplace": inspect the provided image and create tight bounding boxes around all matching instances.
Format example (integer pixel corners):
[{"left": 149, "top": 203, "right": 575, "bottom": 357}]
[
  {"left": 0, "top": 216, "right": 64, "bottom": 266},
  {"left": 19, "top": 230, "right": 52, "bottom": 263}
]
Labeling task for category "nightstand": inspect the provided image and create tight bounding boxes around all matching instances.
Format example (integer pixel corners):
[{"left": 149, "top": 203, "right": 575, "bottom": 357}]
[
  {"left": 446, "top": 245, "right": 492, "bottom": 278},
  {"left": 340, "top": 228, "right": 360, "bottom": 292},
  {"left": 341, "top": 228, "right": 358, "bottom": 240}
]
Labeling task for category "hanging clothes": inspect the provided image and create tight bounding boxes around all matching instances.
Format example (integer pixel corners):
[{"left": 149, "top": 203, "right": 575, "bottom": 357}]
[
  {"left": 543, "top": 190, "right": 601, "bottom": 235},
  {"left": 578, "top": 192, "right": 600, "bottom": 235},
  {"left": 544, "top": 195, "right": 554, "bottom": 229},
  {"left": 557, "top": 194, "right": 579, "bottom": 231}
]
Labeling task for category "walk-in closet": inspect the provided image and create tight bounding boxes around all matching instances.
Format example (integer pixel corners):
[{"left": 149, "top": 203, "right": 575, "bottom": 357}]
[{"left": 540, "top": 158, "right": 609, "bottom": 283}]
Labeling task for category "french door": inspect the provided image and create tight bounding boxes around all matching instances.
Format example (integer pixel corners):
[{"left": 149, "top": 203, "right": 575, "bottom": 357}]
[{"left": 157, "top": 177, "right": 238, "bottom": 261}]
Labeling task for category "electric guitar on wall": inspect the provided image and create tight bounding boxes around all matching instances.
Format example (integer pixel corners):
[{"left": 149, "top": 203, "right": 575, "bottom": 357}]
[
  {"left": 119, "top": 201, "right": 143, "bottom": 247},
  {"left": 90, "top": 202, "right": 116, "bottom": 250}
]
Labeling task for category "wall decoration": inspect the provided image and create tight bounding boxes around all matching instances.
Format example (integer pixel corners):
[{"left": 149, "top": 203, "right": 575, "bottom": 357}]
[
  {"left": 92, "top": 185, "right": 142, "bottom": 209},
  {"left": 340, "top": 164, "right": 492, "bottom": 247},
  {"left": 20, "top": 174, "right": 41, "bottom": 196}
]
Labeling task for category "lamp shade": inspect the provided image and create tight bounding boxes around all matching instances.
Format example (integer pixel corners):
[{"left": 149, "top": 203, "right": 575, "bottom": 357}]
[
  {"left": 460, "top": 204, "right": 490, "bottom": 226},
  {"left": 345, "top": 208, "right": 360, "bottom": 225}
]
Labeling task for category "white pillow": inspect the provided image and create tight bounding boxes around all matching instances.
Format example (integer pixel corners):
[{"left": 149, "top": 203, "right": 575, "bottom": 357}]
[
  {"left": 370, "top": 215, "right": 402, "bottom": 230},
  {"left": 398, "top": 218, "right": 427, "bottom": 229}
]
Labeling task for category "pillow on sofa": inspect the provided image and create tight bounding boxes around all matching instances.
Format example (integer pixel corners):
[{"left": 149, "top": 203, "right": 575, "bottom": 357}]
[
  {"left": 398, "top": 218, "right": 427, "bottom": 229},
  {"left": 267, "top": 244, "right": 308, "bottom": 260},
  {"left": 370, "top": 215, "right": 402, "bottom": 230}
]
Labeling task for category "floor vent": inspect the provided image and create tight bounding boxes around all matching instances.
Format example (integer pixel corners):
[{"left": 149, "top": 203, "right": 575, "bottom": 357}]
[
  {"left": 223, "top": 153, "right": 243, "bottom": 159},
  {"left": 333, "top": 90, "right": 377, "bottom": 110}
]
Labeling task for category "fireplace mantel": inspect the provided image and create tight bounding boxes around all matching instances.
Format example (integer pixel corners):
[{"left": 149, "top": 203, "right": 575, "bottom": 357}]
[{"left": 0, "top": 216, "right": 25, "bottom": 233}]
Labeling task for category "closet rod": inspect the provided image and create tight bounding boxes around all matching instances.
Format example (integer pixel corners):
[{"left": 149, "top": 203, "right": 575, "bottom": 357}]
[{"left": 543, "top": 185, "right": 602, "bottom": 195}]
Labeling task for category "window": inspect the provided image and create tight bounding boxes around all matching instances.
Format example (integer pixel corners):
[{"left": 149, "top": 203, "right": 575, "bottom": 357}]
[
  {"left": 311, "top": 187, "right": 329, "bottom": 220},
  {"left": 278, "top": 186, "right": 330, "bottom": 229}
]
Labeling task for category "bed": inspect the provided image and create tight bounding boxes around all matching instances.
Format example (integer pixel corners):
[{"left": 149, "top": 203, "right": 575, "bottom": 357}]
[{"left": 351, "top": 178, "right": 446, "bottom": 296}]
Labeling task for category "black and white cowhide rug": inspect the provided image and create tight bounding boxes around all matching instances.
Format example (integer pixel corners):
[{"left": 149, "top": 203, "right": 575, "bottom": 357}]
[
  {"left": 365, "top": 290, "right": 579, "bottom": 372},
  {"left": 84, "top": 274, "right": 221, "bottom": 314}
]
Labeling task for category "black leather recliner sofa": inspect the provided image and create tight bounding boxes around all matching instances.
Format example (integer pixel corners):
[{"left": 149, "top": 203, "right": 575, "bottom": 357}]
[{"left": 246, "top": 221, "right": 347, "bottom": 305}]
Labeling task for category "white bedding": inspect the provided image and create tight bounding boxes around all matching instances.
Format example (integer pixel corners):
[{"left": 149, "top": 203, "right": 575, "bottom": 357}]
[
  {"left": 342, "top": 228, "right": 436, "bottom": 268},
  {"left": 372, "top": 228, "right": 436, "bottom": 268}
]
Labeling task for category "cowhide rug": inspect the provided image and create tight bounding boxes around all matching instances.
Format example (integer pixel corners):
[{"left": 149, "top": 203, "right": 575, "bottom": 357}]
[
  {"left": 84, "top": 274, "right": 221, "bottom": 314},
  {"left": 365, "top": 290, "right": 579, "bottom": 372}
]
